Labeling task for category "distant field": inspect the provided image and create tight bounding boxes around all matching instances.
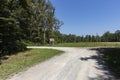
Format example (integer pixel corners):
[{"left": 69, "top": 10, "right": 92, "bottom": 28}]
[
  {"left": 54, "top": 42, "right": 120, "bottom": 47},
  {"left": 0, "top": 49, "right": 63, "bottom": 80}
]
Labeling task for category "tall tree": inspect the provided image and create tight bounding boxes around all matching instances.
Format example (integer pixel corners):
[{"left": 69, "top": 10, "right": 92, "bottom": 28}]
[{"left": 0, "top": 0, "right": 26, "bottom": 55}]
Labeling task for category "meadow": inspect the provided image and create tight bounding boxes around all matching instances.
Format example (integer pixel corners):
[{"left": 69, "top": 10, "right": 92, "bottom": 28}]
[{"left": 54, "top": 42, "right": 120, "bottom": 47}]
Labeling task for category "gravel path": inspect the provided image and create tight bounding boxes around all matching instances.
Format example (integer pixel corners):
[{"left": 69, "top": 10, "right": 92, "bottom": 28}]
[{"left": 8, "top": 47, "right": 114, "bottom": 80}]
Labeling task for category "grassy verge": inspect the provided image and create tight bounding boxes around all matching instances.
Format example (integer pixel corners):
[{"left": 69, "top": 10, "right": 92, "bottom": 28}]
[
  {"left": 0, "top": 49, "right": 63, "bottom": 80},
  {"left": 54, "top": 42, "right": 120, "bottom": 47},
  {"left": 102, "top": 48, "right": 120, "bottom": 78}
]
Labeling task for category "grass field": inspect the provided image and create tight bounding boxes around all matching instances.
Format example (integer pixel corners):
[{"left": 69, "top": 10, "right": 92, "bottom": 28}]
[
  {"left": 0, "top": 49, "right": 63, "bottom": 80},
  {"left": 54, "top": 42, "right": 120, "bottom": 47}
]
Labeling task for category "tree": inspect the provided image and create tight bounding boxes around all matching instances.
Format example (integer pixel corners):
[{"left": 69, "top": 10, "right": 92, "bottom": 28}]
[
  {"left": 0, "top": 0, "right": 26, "bottom": 56},
  {"left": 102, "top": 31, "right": 111, "bottom": 42},
  {"left": 0, "top": 0, "right": 63, "bottom": 57},
  {"left": 115, "top": 30, "right": 120, "bottom": 41}
]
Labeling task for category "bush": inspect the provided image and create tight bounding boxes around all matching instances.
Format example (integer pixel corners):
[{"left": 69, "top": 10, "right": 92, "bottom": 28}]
[{"left": 0, "top": 41, "right": 26, "bottom": 56}]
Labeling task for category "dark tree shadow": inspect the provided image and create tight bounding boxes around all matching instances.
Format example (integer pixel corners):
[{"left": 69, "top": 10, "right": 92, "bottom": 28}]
[
  {"left": 80, "top": 48, "right": 119, "bottom": 80},
  {"left": 96, "top": 48, "right": 120, "bottom": 79},
  {"left": 88, "top": 76, "right": 114, "bottom": 80}
]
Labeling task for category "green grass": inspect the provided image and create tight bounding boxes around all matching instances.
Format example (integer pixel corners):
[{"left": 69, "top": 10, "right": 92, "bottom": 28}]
[
  {"left": 102, "top": 48, "right": 120, "bottom": 78},
  {"left": 0, "top": 49, "right": 63, "bottom": 80},
  {"left": 54, "top": 42, "right": 120, "bottom": 47}
]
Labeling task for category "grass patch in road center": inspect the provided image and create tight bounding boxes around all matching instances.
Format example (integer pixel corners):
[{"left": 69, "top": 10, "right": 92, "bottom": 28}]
[{"left": 0, "top": 49, "right": 63, "bottom": 80}]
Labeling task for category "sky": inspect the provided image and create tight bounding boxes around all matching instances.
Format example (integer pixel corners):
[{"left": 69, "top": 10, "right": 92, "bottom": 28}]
[{"left": 51, "top": 0, "right": 120, "bottom": 36}]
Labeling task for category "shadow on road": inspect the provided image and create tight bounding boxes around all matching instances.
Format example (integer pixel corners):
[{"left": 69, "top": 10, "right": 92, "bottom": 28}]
[{"left": 80, "top": 48, "right": 116, "bottom": 80}]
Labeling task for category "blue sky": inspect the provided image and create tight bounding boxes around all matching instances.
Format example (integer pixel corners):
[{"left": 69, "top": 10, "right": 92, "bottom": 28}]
[{"left": 51, "top": 0, "right": 120, "bottom": 36}]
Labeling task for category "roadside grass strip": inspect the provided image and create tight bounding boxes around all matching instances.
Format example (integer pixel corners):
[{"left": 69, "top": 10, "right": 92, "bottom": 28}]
[{"left": 0, "top": 49, "right": 63, "bottom": 80}]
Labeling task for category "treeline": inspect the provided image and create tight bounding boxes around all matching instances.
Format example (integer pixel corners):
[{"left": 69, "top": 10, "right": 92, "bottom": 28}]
[
  {"left": 56, "top": 30, "right": 120, "bottom": 43},
  {"left": 0, "top": 0, "right": 62, "bottom": 55}
]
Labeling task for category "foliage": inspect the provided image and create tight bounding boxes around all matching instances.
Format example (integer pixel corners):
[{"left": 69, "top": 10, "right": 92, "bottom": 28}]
[
  {"left": 0, "top": 0, "right": 62, "bottom": 56},
  {"left": 0, "top": 0, "right": 27, "bottom": 56},
  {"left": 58, "top": 30, "right": 120, "bottom": 43}
]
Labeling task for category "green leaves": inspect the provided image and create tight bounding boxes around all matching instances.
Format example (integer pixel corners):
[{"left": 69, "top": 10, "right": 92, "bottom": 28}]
[
  {"left": 0, "top": 0, "right": 26, "bottom": 55},
  {"left": 0, "top": 0, "right": 62, "bottom": 55}
]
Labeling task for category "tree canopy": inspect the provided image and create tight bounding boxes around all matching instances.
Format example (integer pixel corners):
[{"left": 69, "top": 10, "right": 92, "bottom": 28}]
[{"left": 0, "top": 0, "right": 63, "bottom": 56}]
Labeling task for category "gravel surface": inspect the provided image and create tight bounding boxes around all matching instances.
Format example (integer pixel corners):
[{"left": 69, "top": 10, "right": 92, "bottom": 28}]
[{"left": 8, "top": 47, "right": 114, "bottom": 80}]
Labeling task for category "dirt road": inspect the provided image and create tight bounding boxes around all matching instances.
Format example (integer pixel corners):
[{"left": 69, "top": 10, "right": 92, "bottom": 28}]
[{"left": 8, "top": 47, "right": 114, "bottom": 80}]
